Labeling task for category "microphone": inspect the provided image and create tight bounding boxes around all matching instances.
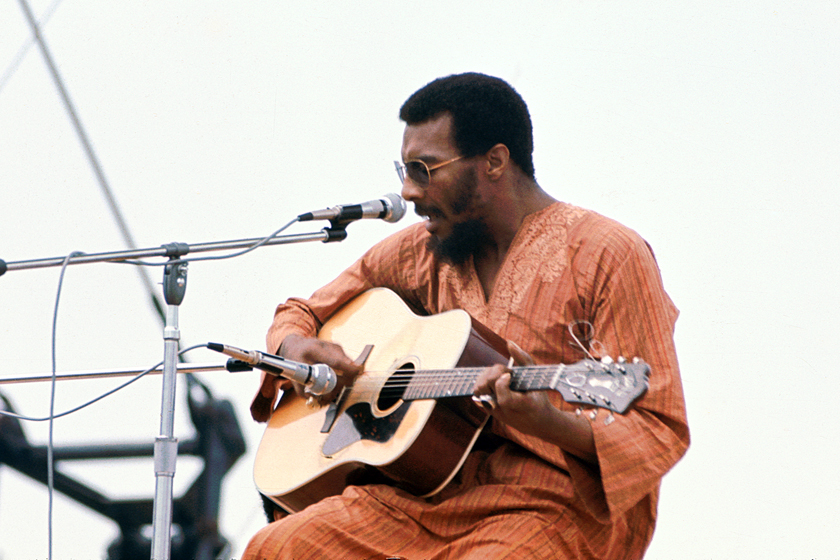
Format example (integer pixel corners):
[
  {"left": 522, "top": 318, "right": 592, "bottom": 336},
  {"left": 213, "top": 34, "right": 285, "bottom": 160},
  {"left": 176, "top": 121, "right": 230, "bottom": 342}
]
[
  {"left": 207, "top": 342, "right": 337, "bottom": 395},
  {"left": 298, "top": 193, "right": 406, "bottom": 223}
]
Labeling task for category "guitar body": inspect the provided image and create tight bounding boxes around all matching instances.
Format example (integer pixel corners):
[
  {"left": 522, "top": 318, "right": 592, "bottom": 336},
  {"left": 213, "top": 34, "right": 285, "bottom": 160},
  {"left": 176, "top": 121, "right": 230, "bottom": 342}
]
[{"left": 254, "top": 288, "right": 508, "bottom": 513}]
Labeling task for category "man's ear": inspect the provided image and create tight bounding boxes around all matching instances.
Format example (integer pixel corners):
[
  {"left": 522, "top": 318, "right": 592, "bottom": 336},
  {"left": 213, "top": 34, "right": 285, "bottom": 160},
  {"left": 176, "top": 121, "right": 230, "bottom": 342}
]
[{"left": 485, "top": 143, "right": 510, "bottom": 181}]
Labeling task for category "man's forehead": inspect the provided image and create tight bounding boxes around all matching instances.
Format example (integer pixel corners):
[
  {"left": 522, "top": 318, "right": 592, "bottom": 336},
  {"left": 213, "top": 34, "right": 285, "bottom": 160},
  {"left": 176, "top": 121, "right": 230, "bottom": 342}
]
[{"left": 401, "top": 113, "right": 456, "bottom": 160}]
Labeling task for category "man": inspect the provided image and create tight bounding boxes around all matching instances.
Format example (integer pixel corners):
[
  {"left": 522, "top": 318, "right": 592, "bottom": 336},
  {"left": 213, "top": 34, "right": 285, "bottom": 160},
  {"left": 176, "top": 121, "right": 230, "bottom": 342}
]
[{"left": 244, "top": 73, "right": 689, "bottom": 559}]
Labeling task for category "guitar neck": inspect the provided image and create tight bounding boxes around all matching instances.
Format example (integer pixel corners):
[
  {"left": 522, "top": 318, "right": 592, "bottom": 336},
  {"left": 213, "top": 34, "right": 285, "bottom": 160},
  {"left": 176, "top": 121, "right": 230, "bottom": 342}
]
[
  {"left": 400, "top": 365, "right": 563, "bottom": 401},
  {"left": 392, "top": 358, "right": 648, "bottom": 414}
]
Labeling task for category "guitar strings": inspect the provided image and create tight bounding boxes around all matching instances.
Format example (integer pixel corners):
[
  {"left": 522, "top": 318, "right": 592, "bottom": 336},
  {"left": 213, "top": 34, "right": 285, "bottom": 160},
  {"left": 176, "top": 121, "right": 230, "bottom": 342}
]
[
  {"left": 346, "top": 365, "right": 566, "bottom": 386},
  {"left": 311, "top": 320, "right": 613, "bottom": 399},
  {"left": 338, "top": 362, "right": 640, "bottom": 405},
  {"left": 341, "top": 365, "right": 581, "bottom": 399},
  {"left": 568, "top": 320, "right": 610, "bottom": 362}
]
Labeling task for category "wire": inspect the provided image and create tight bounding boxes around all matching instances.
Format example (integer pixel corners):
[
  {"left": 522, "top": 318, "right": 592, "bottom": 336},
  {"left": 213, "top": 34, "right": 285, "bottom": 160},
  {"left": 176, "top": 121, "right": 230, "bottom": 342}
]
[
  {"left": 0, "top": 249, "right": 207, "bottom": 560},
  {"left": 173, "top": 217, "right": 301, "bottom": 263},
  {"left": 0, "top": 244, "right": 211, "bottom": 556},
  {"left": 47, "top": 250, "right": 79, "bottom": 560},
  {"left": 0, "top": 0, "right": 63, "bottom": 96},
  {"left": 0, "top": 344, "right": 209, "bottom": 423},
  {"left": 0, "top": 221, "right": 304, "bottom": 414},
  {"left": 118, "top": 216, "right": 301, "bottom": 268},
  {"left": 567, "top": 320, "right": 606, "bottom": 361},
  {"left": 15, "top": 0, "right": 170, "bottom": 334}
]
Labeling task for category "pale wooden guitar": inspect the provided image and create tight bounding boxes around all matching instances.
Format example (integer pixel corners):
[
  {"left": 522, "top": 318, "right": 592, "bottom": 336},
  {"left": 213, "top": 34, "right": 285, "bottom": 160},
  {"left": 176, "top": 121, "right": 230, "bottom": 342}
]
[{"left": 254, "top": 288, "right": 649, "bottom": 513}]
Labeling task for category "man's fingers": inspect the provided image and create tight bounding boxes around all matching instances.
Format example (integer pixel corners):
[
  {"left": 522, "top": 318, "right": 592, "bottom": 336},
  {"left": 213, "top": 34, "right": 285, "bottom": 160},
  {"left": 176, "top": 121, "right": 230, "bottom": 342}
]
[
  {"left": 284, "top": 335, "right": 361, "bottom": 376},
  {"left": 474, "top": 364, "right": 506, "bottom": 394},
  {"left": 507, "top": 340, "right": 535, "bottom": 366},
  {"left": 493, "top": 373, "right": 514, "bottom": 401}
]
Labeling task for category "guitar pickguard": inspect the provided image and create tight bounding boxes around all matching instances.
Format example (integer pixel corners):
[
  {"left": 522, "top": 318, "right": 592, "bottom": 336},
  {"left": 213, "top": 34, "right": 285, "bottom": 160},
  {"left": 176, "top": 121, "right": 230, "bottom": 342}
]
[{"left": 321, "top": 401, "right": 410, "bottom": 457}]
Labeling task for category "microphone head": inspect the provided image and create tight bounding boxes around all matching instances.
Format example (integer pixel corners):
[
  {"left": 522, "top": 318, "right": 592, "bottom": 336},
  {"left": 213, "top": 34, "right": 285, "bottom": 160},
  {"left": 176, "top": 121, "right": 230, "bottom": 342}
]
[{"left": 382, "top": 193, "right": 407, "bottom": 223}]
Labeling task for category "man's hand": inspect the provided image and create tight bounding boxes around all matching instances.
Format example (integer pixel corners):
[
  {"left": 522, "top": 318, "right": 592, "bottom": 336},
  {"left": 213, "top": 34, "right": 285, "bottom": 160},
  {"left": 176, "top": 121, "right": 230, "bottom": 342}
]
[
  {"left": 473, "top": 341, "right": 554, "bottom": 436},
  {"left": 276, "top": 334, "right": 364, "bottom": 401},
  {"left": 473, "top": 340, "right": 597, "bottom": 464},
  {"left": 252, "top": 333, "right": 364, "bottom": 422}
]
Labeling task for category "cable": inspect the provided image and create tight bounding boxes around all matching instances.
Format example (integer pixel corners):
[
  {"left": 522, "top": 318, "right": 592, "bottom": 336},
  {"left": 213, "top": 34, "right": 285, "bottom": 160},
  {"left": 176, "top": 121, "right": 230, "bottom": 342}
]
[
  {"left": 118, "top": 216, "right": 301, "bottom": 268},
  {"left": 0, "top": 345, "right": 209, "bottom": 423},
  {"left": 169, "top": 217, "right": 301, "bottom": 264},
  {"left": 47, "top": 250, "right": 79, "bottom": 560},
  {"left": 15, "top": 0, "right": 170, "bottom": 332},
  {"left": 0, "top": 0, "right": 63, "bottom": 96},
  {"left": 0, "top": 220, "right": 303, "bottom": 420},
  {"left": 0, "top": 249, "right": 210, "bottom": 560}
]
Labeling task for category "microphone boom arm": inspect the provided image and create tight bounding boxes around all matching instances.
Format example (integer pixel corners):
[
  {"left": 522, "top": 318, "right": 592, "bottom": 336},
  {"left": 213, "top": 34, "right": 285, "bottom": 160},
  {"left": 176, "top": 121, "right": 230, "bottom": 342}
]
[
  {"left": 2, "top": 229, "right": 340, "bottom": 274},
  {"left": 1, "top": 194, "right": 406, "bottom": 275}
]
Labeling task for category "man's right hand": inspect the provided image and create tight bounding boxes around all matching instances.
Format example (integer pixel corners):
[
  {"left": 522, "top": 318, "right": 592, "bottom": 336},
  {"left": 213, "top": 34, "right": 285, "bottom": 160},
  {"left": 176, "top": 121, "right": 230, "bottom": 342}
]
[
  {"left": 251, "top": 333, "right": 363, "bottom": 422},
  {"left": 278, "top": 334, "right": 364, "bottom": 400},
  {"left": 279, "top": 334, "right": 364, "bottom": 374}
]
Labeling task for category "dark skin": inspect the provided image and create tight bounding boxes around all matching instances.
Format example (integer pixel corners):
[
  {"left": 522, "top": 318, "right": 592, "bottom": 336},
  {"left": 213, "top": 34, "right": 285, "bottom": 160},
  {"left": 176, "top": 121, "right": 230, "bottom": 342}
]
[{"left": 276, "top": 113, "right": 596, "bottom": 464}]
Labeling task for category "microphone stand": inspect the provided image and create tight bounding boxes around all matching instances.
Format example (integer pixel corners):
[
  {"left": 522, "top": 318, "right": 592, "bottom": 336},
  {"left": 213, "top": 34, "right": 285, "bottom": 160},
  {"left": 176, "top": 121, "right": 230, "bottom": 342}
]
[
  {"left": 0, "top": 219, "right": 354, "bottom": 560},
  {"left": 153, "top": 256, "right": 186, "bottom": 560},
  {"left": 0, "top": 227, "right": 349, "bottom": 274}
]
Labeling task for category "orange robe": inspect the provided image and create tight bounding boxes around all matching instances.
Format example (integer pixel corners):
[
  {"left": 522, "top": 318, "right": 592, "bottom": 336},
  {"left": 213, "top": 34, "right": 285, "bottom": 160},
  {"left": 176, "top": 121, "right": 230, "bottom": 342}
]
[{"left": 246, "top": 202, "right": 689, "bottom": 560}]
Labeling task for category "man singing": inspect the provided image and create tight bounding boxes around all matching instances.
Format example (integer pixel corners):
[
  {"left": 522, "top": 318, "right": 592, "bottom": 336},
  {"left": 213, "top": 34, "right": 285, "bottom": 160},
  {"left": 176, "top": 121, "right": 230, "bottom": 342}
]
[{"left": 244, "top": 72, "right": 689, "bottom": 560}]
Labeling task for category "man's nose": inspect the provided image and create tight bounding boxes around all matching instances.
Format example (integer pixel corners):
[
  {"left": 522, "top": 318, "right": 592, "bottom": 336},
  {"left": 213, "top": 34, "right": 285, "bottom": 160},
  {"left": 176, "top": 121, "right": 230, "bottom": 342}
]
[{"left": 400, "top": 179, "right": 424, "bottom": 203}]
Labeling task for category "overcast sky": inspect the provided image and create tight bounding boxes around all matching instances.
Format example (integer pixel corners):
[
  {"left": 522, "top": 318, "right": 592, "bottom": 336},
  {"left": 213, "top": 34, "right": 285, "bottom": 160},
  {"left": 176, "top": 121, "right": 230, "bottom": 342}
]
[{"left": 1, "top": 2, "right": 838, "bottom": 559}]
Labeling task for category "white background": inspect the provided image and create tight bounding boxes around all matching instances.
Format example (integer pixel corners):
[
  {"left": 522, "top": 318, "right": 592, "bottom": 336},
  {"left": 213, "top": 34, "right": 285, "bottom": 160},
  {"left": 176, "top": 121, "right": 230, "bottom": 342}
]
[{"left": 1, "top": 2, "right": 838, "bottom": 559}]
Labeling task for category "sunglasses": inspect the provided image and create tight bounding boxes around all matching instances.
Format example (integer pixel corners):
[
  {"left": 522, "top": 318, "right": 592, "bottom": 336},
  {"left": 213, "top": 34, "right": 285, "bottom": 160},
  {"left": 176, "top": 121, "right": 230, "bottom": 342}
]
[{"left": 394, "top": 156, "right": 465, "bottom": 188}]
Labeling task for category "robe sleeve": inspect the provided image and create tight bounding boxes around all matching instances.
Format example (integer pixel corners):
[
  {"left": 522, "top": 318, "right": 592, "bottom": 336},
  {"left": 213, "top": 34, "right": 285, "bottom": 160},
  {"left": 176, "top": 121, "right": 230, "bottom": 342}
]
[
  {"left": 251, "top": 225, "right": 426, "bottom": 421},
  {"left": 565, "top": 223, "right": 690, "bottom": 521}
]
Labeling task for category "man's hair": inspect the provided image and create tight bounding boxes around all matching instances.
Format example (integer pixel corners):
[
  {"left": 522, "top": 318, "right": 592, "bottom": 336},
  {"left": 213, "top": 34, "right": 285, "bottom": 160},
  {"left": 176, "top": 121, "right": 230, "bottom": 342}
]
[{"left": 399, "top": 72, "right": 535, "bottom": 179}]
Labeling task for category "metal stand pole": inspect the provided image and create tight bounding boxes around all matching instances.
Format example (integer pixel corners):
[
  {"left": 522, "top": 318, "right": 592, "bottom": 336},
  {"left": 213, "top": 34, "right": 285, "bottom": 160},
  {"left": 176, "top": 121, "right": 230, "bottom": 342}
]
[
  {"left": 151, "top": 259, "right": 188, "bottom": 560},
  {"left": 0, "top": 218, "right": 366, "bottom": 560}
]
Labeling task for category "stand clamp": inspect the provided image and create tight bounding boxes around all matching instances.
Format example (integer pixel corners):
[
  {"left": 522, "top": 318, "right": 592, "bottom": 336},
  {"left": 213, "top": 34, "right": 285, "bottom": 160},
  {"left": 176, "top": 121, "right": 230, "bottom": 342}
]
[{"left": 323, "top": 220, "right": 351, "bottom": 243}]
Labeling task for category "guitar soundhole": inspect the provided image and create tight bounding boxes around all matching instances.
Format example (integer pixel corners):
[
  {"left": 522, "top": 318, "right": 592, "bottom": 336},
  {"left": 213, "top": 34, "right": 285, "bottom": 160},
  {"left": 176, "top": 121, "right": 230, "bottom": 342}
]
[{"left": 377, "top": 362, "right": 415, "bottom": 411}]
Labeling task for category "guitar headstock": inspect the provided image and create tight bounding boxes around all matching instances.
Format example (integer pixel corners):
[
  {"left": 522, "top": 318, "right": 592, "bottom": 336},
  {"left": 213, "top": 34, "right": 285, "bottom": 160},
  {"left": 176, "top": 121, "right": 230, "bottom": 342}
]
[{"left": 553, "top": 357, "right": 649, "bottom": 414}]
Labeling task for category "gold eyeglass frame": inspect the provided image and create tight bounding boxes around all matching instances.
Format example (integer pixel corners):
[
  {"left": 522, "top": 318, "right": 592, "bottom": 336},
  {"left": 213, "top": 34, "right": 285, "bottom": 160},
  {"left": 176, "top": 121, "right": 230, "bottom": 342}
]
[{"left": 394, "top": 156, "right": 465, "bottom": 187}]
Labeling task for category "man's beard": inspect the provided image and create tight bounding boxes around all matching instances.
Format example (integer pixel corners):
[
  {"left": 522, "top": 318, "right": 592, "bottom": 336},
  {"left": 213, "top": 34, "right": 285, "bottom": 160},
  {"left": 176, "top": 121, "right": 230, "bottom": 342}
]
[
  {"left": 426, "top": 218, "right": 491, "bottom": 266},
  {"left": 423, "top": 167, "right": 490, "bottom": 266}
]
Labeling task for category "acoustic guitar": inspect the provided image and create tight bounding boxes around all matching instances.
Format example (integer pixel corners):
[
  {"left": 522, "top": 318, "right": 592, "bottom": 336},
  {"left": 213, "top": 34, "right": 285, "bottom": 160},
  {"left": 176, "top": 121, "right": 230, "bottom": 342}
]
[{"left": 253, "top": 288, "right": 649, "bottom": 513}]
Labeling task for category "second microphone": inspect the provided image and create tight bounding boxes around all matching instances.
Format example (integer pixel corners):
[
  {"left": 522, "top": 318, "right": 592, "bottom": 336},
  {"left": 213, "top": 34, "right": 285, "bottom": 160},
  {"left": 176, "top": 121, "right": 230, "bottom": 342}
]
[{"left": 207, "top": 342, "right": 337, "bottom": 396}]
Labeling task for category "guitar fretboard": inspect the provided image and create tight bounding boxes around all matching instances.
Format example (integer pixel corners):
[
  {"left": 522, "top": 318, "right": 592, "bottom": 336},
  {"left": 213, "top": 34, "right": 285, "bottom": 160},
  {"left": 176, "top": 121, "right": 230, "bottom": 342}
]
[{"left": 397, "top": 365, "right": 570, "bottom": 401}]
